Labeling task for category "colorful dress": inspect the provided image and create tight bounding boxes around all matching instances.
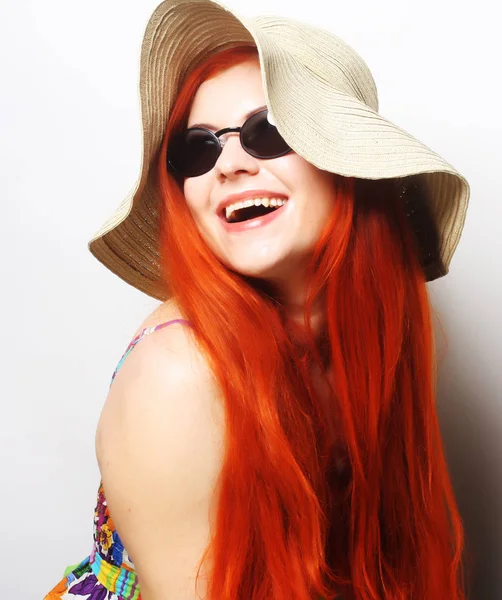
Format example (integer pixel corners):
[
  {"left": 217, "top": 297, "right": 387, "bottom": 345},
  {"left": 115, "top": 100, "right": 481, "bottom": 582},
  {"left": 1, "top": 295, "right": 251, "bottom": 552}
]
[{"left": 44, "top": 318, "right": 194, "bottom": 600}]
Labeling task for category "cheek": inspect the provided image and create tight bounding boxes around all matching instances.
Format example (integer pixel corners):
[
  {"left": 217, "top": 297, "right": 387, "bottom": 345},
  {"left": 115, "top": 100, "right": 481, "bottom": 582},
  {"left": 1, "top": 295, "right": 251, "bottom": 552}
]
[
  {"left": 183, "top": 179, "right": 208, "bottom": 218},
  {"left": 307, "top": 169, "right": 336, "bottom": 206},
  {"left": 183, "top": 179, "right": 196, "bottom": 205},
  {"left": 273, "top": 153, "right": 305, "bottom": 182},
  {"left": 276, "top": 154, "right": 332, "bottom": 191}
]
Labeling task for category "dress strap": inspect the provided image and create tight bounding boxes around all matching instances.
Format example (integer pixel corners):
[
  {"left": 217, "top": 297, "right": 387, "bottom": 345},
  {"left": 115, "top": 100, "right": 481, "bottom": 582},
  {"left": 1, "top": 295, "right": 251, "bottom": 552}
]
[{"left": 109, "top": 318, "right": 193, "bottom": 388}]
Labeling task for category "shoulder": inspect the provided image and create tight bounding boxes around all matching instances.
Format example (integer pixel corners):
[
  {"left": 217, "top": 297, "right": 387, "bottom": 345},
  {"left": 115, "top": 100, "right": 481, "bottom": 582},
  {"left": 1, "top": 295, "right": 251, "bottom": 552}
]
[
  {"left": 96, "top": 319, "right": 225, "bottom": 486},
  {"left": 94, "top": 299, "right": 226, "bottom": 593},
  {"left": 118, "top": 297, "right": 209, "bottom": 388},
  {"left": 96, "top": 298, "right": 223, "bottom": 462},
  {"left": 131, "top": 296, "right": 192, "bottom": 338}
]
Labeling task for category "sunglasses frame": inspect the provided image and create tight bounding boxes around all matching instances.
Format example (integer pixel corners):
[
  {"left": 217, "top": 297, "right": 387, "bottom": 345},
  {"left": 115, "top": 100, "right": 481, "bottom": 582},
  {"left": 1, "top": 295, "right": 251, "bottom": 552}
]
[{"left": 167, "top": 108, "right": 292, "bottom": 178}]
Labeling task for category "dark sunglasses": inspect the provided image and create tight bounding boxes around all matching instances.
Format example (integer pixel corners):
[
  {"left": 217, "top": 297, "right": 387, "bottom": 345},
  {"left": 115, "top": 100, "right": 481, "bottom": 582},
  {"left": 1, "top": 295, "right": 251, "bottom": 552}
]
[{"left": 167, "top": 108, "right": 293, "bottom": 178}]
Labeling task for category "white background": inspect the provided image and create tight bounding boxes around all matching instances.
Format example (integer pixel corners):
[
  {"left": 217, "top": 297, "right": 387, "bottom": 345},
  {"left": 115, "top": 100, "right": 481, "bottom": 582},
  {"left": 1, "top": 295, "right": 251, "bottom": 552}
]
[{"left": 1, "top": 0, "right": 500, "bottom": 598}]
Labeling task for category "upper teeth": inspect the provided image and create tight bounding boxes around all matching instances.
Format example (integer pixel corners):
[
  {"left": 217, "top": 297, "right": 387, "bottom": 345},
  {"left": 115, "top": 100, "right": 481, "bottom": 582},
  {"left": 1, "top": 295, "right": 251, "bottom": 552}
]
[{"left": 225, "top": 197, "right": 287, "bottom": 220}]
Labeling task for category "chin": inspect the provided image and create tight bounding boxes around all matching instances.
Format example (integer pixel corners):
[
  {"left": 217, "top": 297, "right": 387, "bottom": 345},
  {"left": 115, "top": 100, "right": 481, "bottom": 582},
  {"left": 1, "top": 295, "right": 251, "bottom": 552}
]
[
  {"left": 231, "top": 260, "right": 290, "bottom": 288},
  {"left": 229, "top": 262, "right": 276, "bottom": 278}
]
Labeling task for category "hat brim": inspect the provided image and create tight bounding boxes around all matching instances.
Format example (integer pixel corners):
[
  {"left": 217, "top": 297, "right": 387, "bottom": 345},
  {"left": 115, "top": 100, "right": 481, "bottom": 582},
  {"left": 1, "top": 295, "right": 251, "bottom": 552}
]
[{"left": 88, "top": 0, "right": 470, "bottom": 300}]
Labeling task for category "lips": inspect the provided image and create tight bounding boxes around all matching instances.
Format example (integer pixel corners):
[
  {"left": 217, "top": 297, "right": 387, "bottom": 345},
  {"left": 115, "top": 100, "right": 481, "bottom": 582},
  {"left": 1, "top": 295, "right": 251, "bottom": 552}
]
[
  {"left": 216, "top": 189, "right": 289, "bottom": 217},
  {"left": 217, "top": 196, "right": 289, "bottom": 232}
]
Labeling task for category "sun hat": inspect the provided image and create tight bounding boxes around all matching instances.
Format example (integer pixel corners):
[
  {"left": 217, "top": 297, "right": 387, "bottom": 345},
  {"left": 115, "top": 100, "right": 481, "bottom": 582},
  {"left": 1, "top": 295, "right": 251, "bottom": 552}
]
[{"left": 88, "top": 0, "right": 470, "bottom": 300}]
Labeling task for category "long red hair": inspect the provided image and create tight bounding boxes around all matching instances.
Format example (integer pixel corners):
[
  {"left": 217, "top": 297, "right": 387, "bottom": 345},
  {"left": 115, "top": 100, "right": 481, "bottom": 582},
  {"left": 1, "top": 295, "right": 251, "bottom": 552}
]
[{"left": 156, "top": 45, "right": 472, "bottom": 599}]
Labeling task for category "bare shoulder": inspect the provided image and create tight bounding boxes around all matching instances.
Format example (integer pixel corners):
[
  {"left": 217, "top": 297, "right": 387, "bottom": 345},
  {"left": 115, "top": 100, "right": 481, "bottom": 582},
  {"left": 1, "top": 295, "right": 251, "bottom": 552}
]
[
  {"left": 96, "top": 313, "right": 225, "bottom": 479},
  {"left": 94, "top": 299, "right": 226, "bottom": 597},
  {"left": 96, "top": 297, "right": 224, "bottom": 458},
  {"left": 134, "top": 296, "right": 191, "bottom": 334},
  {"left": 121, "top": 296, "right": 213, "bottom": 393}
]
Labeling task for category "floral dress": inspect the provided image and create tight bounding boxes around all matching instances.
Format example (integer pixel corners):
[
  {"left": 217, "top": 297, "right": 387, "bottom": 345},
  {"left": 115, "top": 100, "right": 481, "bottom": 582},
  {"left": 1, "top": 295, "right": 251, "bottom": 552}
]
[{"left": 44, "top": 319, "right": 194, "bottom": 600}]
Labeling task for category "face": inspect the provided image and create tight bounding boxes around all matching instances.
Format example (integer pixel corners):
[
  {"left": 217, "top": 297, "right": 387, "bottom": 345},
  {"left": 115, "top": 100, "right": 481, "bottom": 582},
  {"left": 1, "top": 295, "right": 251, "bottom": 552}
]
[{"left": 182, "top": 58, "right": 337, "bottom": 292}]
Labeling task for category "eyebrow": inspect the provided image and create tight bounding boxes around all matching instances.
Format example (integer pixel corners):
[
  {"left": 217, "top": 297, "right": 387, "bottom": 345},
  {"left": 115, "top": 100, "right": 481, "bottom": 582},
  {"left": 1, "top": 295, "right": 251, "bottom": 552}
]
[{"left": 187, "top": 105, "right": 267, "bottom": 131}]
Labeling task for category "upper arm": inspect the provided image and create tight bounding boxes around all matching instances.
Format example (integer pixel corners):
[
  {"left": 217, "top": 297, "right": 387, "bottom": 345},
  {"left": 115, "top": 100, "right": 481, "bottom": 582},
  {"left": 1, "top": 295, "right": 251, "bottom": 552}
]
[{"left": 95, "top": 323, "right": 225, "bottom": 599}]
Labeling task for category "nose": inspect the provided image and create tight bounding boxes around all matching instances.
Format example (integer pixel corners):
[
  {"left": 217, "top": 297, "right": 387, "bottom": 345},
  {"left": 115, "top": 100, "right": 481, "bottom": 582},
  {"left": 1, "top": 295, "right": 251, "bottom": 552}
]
[{"left": 213, "top": 132, "right": 260, "bottom": 181}]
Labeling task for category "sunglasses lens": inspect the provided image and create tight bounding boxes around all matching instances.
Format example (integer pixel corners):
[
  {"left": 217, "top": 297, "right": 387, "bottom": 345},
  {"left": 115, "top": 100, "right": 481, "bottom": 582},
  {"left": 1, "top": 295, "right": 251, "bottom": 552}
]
[
  {"left": 168, "top": 129, "right": 220, "bottom": 178},
  {"left": 241, "top": 110, "right": 291, "bottom": 158},
  {"left": 167, "top": 110, "right": 291, "bottom": 178}
]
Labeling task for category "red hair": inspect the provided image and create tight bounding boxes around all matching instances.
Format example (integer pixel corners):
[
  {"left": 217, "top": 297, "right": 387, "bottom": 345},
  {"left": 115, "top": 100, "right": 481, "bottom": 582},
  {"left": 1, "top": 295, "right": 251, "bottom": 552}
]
[{"left": 156, "top": 45, "right": 472, "bottom": 599}]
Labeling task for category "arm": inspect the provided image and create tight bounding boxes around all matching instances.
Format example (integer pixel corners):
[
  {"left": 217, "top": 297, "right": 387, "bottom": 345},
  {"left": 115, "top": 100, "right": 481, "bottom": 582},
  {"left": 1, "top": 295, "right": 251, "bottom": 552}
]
[{"left": 95, "top": 323, "right": 225, "bottom": 600}]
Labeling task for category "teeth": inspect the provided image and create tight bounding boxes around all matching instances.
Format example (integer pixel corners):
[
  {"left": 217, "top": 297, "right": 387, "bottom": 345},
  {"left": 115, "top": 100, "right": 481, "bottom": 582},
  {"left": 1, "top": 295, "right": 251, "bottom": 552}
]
[{"left": 225, "top": 197, "right": 287, "bottom": 221}]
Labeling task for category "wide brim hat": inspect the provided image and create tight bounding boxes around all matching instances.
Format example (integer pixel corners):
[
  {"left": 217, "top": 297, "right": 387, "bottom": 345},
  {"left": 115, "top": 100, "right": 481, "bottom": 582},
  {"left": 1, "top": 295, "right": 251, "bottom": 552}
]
[{"left": 88, "top": 0, "right": 470, "bottom": 300}]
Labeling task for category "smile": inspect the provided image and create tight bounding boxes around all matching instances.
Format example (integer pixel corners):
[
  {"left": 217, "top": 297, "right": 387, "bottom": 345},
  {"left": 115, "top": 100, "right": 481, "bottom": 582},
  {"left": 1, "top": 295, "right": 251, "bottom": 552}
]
[{"left": 218, "top": 198, "right": 289, "bottom": 232}]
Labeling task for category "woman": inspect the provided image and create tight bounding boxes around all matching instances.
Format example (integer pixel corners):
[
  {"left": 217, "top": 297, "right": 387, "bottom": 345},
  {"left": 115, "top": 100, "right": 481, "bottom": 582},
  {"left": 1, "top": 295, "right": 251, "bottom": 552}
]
[{"left": 44, "top": 0, "right": 472, "bottom": 598}]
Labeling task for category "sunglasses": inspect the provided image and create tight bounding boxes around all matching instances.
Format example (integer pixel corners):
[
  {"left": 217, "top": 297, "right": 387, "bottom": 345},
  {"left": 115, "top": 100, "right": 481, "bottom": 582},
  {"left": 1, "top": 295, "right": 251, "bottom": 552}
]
[{"left": 167, "top": 108, "right": 293, "bottom": 178}]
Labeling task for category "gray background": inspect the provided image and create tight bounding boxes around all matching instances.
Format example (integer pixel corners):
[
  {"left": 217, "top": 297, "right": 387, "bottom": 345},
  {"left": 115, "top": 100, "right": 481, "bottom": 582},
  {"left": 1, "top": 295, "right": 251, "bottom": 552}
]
[{"left": 1, "top": 0, "right": 500, "bottom": 597}]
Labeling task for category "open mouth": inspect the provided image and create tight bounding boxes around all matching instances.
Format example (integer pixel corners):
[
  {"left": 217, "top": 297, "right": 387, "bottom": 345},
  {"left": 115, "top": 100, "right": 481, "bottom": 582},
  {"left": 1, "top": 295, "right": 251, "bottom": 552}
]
[{"left": 221, "top": 201, "right": 287, "bottom": 224}]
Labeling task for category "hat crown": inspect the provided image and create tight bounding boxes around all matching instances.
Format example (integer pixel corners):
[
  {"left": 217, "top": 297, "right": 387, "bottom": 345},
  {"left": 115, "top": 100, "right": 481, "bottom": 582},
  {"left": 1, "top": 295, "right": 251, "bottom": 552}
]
[{"left": 248, "top": 16, "right": 379, "bottom": 111}]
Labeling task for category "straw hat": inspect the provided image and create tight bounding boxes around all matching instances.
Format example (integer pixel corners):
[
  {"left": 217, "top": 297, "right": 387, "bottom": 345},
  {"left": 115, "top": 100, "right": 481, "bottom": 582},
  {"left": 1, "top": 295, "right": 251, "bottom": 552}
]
[{"left": 88, "top": 0, "right": 470, "bottom": 300}]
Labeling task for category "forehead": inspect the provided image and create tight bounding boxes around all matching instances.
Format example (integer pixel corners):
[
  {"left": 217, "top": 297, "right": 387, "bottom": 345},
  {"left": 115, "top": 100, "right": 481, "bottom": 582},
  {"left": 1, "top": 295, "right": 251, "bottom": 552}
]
[{"left": 187, "top": 59, "right": 265, "bottom": 129}]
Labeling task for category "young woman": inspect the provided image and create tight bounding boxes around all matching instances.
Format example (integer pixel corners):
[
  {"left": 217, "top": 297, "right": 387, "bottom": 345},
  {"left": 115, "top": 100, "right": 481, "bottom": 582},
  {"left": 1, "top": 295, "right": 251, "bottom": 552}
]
[{"left": 45, "top": 0, "right": 472, "bottom": 598}]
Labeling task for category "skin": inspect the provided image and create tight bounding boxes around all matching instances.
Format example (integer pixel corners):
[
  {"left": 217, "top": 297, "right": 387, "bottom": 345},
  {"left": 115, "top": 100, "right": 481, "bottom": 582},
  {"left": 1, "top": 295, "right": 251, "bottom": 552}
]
[{"left": 183, "top": 58, "right": 337, "bottom": 341}]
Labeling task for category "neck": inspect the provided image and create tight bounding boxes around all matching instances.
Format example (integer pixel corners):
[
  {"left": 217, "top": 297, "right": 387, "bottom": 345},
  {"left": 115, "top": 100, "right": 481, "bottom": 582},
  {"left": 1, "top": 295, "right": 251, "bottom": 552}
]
[{"left": 284, "top": 301, "right": 330, "bottom": 370}]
